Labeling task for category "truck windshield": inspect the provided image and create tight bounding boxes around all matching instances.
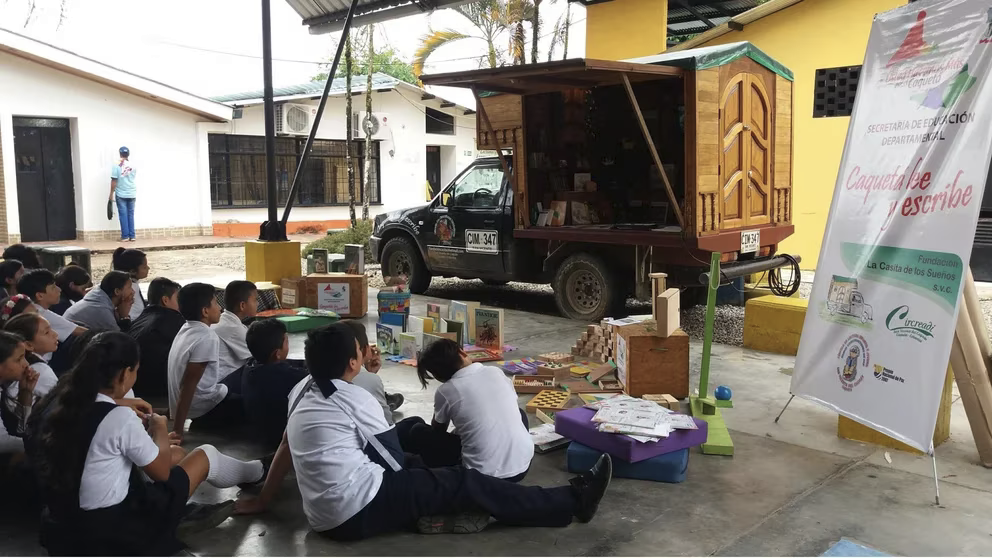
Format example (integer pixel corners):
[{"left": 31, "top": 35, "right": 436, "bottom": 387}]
[{"left": 447, "top": 163, "right": 505, "bottom": 208}]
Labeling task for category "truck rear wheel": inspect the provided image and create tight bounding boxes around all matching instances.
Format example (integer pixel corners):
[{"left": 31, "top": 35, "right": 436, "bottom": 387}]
[
  {"left": 552, "top": 253, "right": 624, "bottom": 321},
  {"left": 381, "top": 237, "right": 432, "bottom": 294}
]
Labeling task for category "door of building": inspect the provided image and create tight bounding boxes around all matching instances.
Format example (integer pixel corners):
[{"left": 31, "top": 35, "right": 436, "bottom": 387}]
[
  {"left": 720, "top": 74, "right": 772, "bottom": 230},
  {"left": 12, "top": 118, "right": 76, "bottom": 242},
  {"left": 426, "top": 145, "right": 441, "bottom": 201}
]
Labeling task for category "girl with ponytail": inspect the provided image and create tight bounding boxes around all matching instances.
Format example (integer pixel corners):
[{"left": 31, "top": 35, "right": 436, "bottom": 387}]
[
  {"left": 33, "top": 332, "right": 268, "bottom": 556},
  {"left": 0, "top": 330, "right": 35, "bottom": 438}
]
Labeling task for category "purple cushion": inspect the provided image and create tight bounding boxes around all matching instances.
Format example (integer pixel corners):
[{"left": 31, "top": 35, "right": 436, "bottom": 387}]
[{"left": 554, "top": 406, "right": 707, "bottom": 463}]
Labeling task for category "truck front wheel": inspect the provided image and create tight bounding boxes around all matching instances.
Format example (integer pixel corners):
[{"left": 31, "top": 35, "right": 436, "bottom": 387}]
[
  {"left": 552, "top": 253, "right": 624, "bottom": 321},
  {"left": 381, "top": 237, "right": 432, "bottom": 294}
]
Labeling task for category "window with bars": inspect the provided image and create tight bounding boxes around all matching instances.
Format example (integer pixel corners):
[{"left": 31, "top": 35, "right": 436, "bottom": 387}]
[
  {"left": 208, "top": 134, "right": 382, "bottom": 208},
  {"left": 813, "top": 65, "right": 862, "bottom": 118}
]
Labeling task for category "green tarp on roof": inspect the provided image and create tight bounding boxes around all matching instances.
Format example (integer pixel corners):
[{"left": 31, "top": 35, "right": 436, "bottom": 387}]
[{"left": 625, "top": 41, "right": 794, "bottom": 82}]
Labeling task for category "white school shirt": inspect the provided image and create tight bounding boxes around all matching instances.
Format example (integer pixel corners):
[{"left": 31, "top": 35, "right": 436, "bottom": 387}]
[
  {"left": 167, "top": 321, "right": 224, "bottom": 420},
  {"left": 287, "top": 377, "right": 389, "bottom": 532},
  {"left": 434, "top": 362, "right": 533, "bottom": 479},
  {"left": 351, "top": 367, "right": 393, "bottom": 425},
  {"left": 128, "top": 280, "right": 145, "bottom": 321},
  {"left": 78, "top": 393, "right": 160, "bottom": 510},
  {"left": 4, "top": 359, "right": 58, "bottom": 406},
  {"left": 211, "top": 310, "right": 251, "bottom": 379},
  {"left": 34, "top": 304, "right": 76, "bottom": 342}
]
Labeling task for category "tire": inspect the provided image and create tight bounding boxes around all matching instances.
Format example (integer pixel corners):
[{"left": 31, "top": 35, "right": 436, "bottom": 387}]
[
  {"left": 381, "top": 237, "right": 432, "bottom": 294},
  {"left": 552, "top": 253, "right": 625, "bottom": 321},
  {"left": 481, "top": 279, "right": 509, "bottom": 286}
]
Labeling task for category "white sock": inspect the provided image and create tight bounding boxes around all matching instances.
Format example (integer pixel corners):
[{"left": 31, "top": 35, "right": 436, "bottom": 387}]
[{"left": 198, "top": 444, "right": 264, "bottom": 488}]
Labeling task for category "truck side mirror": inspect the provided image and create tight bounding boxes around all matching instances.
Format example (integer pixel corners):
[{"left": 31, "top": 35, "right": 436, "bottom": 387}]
[{"left": 442, "top": 192, "right": 451, "bottom": 206}]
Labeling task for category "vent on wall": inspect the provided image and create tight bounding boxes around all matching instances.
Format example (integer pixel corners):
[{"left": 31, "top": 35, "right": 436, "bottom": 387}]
[{"left": 813, "top": 65, "right": 862, "bottom": 118}]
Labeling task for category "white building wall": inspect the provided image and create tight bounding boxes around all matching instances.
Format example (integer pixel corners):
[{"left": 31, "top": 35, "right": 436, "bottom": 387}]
[
  {"left": 0, "top": 52, "right": 216, "bottom": 242},
  {"left": 212, "top": 87, "right": 477, "bottom": 226}
]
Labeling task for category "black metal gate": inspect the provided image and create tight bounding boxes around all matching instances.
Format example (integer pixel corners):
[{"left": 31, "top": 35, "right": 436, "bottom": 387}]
[{"left": 12, "top": 117, "right": 76, "bottom": 242}]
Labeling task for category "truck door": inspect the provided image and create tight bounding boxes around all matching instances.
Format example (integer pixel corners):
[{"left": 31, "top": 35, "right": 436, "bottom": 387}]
[{"left": 433, "top": 160, "right": 508, "bottom": 275}]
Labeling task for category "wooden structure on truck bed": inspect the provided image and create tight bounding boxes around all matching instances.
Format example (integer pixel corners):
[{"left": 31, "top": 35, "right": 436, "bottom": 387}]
[{"left": 421, "top": 42, "right": 795, "bottom": 260}]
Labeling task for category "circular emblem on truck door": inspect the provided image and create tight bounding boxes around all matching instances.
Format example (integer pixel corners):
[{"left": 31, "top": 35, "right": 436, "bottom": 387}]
[{"left": 435, "top": 216, "right": 455, "bottom": 245}]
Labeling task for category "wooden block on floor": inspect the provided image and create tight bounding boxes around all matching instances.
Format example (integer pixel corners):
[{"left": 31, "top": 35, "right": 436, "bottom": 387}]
[
  {"left": 689, "top": 396, "right": 734, "bottom": 456},
  {"left": 742, "top": 295, "right": 808, "bottom": 356},
  {"left": 837, "top": 366, "right": 952, "bottom": 454}
]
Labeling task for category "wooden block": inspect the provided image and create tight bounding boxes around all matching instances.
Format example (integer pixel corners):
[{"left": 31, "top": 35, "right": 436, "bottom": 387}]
[
  {"left": 614, "top": 321, "right": 690, "bottom": 398},
  {"left": 536, "top": 408, "right": 556, "bottom": 425},
  {"left": 538, "top": 352, "right": 574, "bottom": 365},
  {"left": 587, "top": 325, "right": 598, "bottom": 336},
  {"left": 571, "top": 346, "right": 581, "bottom": 356},
  {"left": 598, "top": 379, "right": 623, "bottom": 392},
  {"left": 560, "top": 378, "right": 605, "bottom": 393},
  {"left": 581, "top": 332, "right": 589, "bottom": 342},
  {"left": 513, "top": 375, "right": 558, "bottom": 394},
  {"left": 656, "top": 288, "right": 680, "bottom": 338},
  {"left": 525, "top": 390, "right": 571, "bottom": 412},
  {"left": 538, "top": 363, "right": 571, "bottom": 382},
  {"left": 587, "top": 363, "right": 616, "bottom": 383},
  {"left": 644, "top": 393, "right": 680, "bottom": 411}
]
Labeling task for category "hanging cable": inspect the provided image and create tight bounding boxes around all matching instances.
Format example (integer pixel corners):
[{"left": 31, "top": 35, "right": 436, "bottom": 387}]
[{"left": 768, "top": 254, "right": 801, "bottom": 297}]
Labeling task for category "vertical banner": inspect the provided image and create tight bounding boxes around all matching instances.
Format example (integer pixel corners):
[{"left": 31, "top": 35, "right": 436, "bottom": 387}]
[{"left": 792, "top": 0, "right": 992, "bottom": 452}]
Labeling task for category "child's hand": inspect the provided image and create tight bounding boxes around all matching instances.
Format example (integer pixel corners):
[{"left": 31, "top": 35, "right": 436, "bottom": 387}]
[
  {"left": 367, "top": 346, "right": 382, "bottom": 374},
  {"left": 18, "top": 368, "right": 39, "bottom": 393},
  {"left": 168, "top": 431, "right": 183, "bottom": 447},
  {"left": 117, "top": 397, "right": 152, "bottom": 419},
  {"left": 148, "top": 413, "right": 167, "bottom": 435},
  {"left": 234, "top": 494, "right": 267, "bottom": 515}
]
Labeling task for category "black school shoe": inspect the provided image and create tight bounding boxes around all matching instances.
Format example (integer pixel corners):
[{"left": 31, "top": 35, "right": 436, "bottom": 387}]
[
  {"left": 416, "top": 512, "right": 491, "bottom": 534},
  {"left": 177, "top": 500, "right": 236, "bottom": 539},
  {"left": 238, "top": 453, "right": 275, "bottom": 490},
  {"left": 386, "top": 392, "right": 404, "bottom": 411},
  {"left": 571, "top": 453, "right": 613, "bottom": 523}
]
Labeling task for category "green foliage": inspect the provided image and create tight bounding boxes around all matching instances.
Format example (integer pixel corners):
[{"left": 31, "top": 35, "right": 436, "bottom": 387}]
[
  {"left": 312, "top": 45, "right": 417, "bottom": 85},
  {"left": 302, "top": 220, "right": 376, "bottom": 262}
]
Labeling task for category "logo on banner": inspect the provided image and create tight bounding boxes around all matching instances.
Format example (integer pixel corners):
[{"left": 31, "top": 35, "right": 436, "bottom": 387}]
[
  {"left": 888, "top": 11, "right": 938, "bottom": 67},
  {"left": 824, "top": 275, "right": 874, "bottom": 327},
  {"left": 873, "top": 364, "right": 906, "bottom": 384},
  {"left": 885, "top": 305, "right": 935, "bottom": 342},
  {"left": 837, "top": 334, "right": 870, "bottom": 391}
]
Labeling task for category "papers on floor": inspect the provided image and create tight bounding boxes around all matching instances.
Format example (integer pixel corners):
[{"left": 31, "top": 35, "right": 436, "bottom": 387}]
[
  {"left": 530, "top": 423, "right": 569, "bottom": 453},
  {"left": 589, "top": 394, "right": 696, "bottom": 442}
]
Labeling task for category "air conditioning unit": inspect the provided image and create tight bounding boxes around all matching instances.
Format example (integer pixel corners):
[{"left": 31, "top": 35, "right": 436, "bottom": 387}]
[
  {"left": 353, "top": 112, "right": 390, "bottom": 139},
  {"left": 275, "top": 103, "right": 314, "bottom": 135}
]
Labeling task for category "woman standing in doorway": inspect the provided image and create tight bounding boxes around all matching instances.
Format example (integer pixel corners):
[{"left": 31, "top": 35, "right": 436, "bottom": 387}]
[{"left": 109, "top": 146, "right": 137, "bottom": 242}]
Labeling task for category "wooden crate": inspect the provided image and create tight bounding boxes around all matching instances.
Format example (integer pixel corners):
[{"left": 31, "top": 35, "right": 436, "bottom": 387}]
[
  {"left": 303, "top": 273, "right": 368, "bottom": 318},
  {"left": 614, "top": 321, "right": 689, "bottom": 398}
]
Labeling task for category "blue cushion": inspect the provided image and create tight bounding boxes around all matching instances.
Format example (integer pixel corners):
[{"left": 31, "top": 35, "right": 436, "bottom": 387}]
[{"left": 566, "top": 441, "right": 689, "bottom": 483}]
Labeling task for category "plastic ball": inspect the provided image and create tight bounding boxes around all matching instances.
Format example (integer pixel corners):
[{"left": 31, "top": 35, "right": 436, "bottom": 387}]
[{"left": 714, "top": 385, "right": 732, "bottom": 401}]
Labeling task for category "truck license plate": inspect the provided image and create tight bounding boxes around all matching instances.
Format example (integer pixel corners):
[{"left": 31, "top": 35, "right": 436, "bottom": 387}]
[
  {"left": 741, "top": 230, "right": 760, "bottom": 254},
  {"left": 465, "top": 229, "right": 499, "bottom": 253}
]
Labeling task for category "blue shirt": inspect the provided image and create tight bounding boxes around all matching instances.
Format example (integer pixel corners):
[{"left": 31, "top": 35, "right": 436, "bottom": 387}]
[{"left": 111, "top": 159, "right": 137, "bottom": 198}]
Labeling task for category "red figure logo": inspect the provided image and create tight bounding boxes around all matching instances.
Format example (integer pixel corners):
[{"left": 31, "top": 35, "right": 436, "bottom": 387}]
[{"left": 888, "top": 10, "right": 928, "bottom": 67}]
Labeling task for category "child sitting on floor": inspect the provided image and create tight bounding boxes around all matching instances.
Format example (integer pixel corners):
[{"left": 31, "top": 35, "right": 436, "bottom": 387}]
[
  {"left": 402, "top": 338, "right": 533, "bottom": 481},
  {"left": 342, "top": 320, "right": 403, "bottom": 424},
  {"left": 17, "top": 269, "right": 86, "bottom": 343},
  {"left": 242, "top": 319, "right": 308, "bottom": 451},
  {"left": 3, "top": 314, "right": 59, "bottom": 400},
  {"left": 168, "top": 282, "right": 242, "bottom": 443},
  {"left": 1, "top": 295, "right": 36, "bottom": 325},
  {"left": 112, "top": 248, "right": 149, "bottom": 320},
  {"left": 129, "top": 278, "right": 185, "bottom": 399},
  {"left": 0, "top": 331, "right": 35, "bottom": 439},
  {"left": 29, "top": 332, "right": 266, "bottom": 556},
  {"left": 63, "top": 270, "right": 135, "bottom": 332},
  {"left": 212, "top": 280, "right": 257, "bottom": 383},
  {"left": 51, "top": 264, "right": 92, "bottom": 316},
  {"left": 233, "top": 322, "right": 613, "bottom": 540}
]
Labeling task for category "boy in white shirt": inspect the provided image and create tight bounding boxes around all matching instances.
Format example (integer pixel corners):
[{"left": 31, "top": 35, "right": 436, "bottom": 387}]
[
  {"left": 211, "top": 280, "right": 257, "bottom": 381},
  {"left": 168, "top": 282, "right": 243, "bottom": 443},
  {"left": 234, "top": 323, "right": 613, "bottom": 540},
  {"left": 17, "top": 269, "right": 86, "bottom": 343},
  {"left": 400, "top": 339, "right": 532, "bottom": 480}
]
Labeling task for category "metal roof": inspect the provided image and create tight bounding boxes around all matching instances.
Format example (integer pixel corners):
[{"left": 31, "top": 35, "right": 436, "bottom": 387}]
[
  {"left": 566, "top": 0, "right": 762, "bottom": 41},
  {"left": 285, "top": 0, "right": 476, "bottom": 34}
]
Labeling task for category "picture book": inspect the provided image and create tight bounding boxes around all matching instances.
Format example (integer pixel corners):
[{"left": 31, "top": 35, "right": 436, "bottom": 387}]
[
  {"left": 407, "top": 315, "right": 425, "bottom": 338},
  {"left": 426, "top": 302, "right": 449, "bottom": 323},
  {"left": 312, "top": 249, "right": 329, "bottom": 274},
  {"left": 529, "top": 423, "right": 569, "bottom": 454},
  {"left": 379, "top": 311, "right": 406, "bottom": 329},
  {"left": 442, "top": 318, "right": 464, "bottom": 346},
  {"left": 549, "top": 201, "right": 567, "bottom": 226},
  {"left": 462, "top": 301, "right": 482, "bottom": 343},
  {"left": 449, "top": 301, "right": 470, "bottom": 342},
  {"left": 423, "top": 316, "right": 436, "bottom": 334},
  {"left": 399, "top": 333, "right": 418, "bottom": 359},
  {"left": 423, "top": 332, "right": 457, "bottom": 351},
  {"left": 571, "top": 201, "right": 591, "bottom": 225},
  {"left": 465, "top": 348, "right": 502, "bottom": 362},
  {"left": 343, "top": 244, "right": 365, "bottom": 275},
  {"left": 376, "top": 323, "right": 401, "bottom": 354},
  {"left": 474, "top": 307, "right": 504, "bottom": 352}
]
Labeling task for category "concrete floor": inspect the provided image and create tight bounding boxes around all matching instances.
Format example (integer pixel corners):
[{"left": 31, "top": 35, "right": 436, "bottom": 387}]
[{"left": 4, "top": 289, "right": 992, "bottom": 556}]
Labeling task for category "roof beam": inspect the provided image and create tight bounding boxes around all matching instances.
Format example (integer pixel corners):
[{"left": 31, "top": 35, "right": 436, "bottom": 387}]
[
  {"left": 440, "top": 101, "right": 455, "bottom": 108},
  {"left": 677, "top": 0, "right": 716, "bottom": 28},
  {"left": 422, "top": 93, "right": 436, "bottom": 100}
]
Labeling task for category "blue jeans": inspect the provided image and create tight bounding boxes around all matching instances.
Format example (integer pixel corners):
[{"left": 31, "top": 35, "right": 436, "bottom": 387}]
[{"left": 116, "top": 197, "right": 135, "bottom": 240}]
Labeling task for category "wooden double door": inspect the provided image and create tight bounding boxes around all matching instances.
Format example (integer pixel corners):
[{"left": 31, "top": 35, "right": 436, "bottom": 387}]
[
  {"left": 720, "top": 73, "right": 772, "bottom": 229},
  {"left": 12, "top": 118, "right": 76, "bottom": 242}
]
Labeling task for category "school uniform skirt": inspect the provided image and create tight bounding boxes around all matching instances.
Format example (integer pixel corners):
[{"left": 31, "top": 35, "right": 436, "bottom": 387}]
[{"left": 40, "top": 466, "right": 190, "bottom": 557}]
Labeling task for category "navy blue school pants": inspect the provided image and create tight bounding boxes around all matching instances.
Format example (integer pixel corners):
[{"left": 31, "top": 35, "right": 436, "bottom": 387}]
[{"left": 323, "top": 465, "right": 576, "bottom": 541}]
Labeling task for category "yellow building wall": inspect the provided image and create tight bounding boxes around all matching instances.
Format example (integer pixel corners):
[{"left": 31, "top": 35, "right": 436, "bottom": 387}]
[
  {"left": 586, "top": 0, "right": 667, "bottom": 60},
  {"left": 696, "top": 0, "right": 906, "bottom": 268},
  {"left": 584, "top": 0, "right": 906, "bottom": 268}
]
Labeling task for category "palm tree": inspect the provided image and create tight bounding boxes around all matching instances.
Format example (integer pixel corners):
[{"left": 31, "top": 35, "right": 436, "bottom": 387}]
[
  {"left": 413, "top": 0, "right": 534, "bottom": 79},
  {"left": 547, "top": 1, "right": 571, "bottom": 61}
]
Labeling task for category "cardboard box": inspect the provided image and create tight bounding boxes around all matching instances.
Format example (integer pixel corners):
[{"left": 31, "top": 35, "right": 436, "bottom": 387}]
[
  {"left": 614, "top": 320, "right": 689, "bottom": 398},
  {"left": 280, "top": 277, "right": 307, "bottom": 309},
  {"left": 656, "top": 288, "right": 680, "bottom": 337},
  {"left": 304, "top": 273, "right": 368, "bottom": 318}
]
